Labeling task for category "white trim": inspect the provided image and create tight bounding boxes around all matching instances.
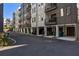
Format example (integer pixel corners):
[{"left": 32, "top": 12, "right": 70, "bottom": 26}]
[
  {"left": 56, "top": 25, "right": 59, "bottom": 37},
  {"left": 31, "top": 23, "right": 76, "bottom": 28},
  {"left": 57, "top": 37, "right": 76, "bottom": 41},
  {"left": 45, "top": 24, "right": 76, "bottom": 27},
  {"left": 60, "top": 8, "right": 64, "bottom": 16},
  {"left": 57, "top": 24, "right": 76, "bottom": 26}
]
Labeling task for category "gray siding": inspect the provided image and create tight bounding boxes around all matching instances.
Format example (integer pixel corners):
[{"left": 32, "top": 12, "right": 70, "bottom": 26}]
[{"left": 57, "top": 3, "right": 77, "bottom": 24}]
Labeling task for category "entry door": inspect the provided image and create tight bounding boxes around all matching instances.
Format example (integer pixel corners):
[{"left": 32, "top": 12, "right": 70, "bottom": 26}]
[
  {"left": 67, "top": 27, "right": 75, "bottom": 36},
  {"left": 59, "top": 26, "right": 64, "bottom": 37}
]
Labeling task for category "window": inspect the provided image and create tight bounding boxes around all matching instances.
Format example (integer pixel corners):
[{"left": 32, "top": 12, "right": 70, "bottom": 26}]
[
  {"left": 41, "top": 3, "right": 43, "bottom": 5},
  {"left": 34, "top": 7, "right": 36, "bottom": 12},
  {"left": 41, "top": 17, "right": 43, "bottom": 21},
  {"left": 66, "top": 7, "right": 71, "bottom": 15},
  {"left": 32, "top": 18, "right": 34, "bottom": 22},
  {"left": 39, "top": 4, "right": 40, "bottom": 7},
  {"left": 50, "top": 14, "right": 57, "bottom": 22},
  {"left": 32, "top": 7, "right": 36, "bottom": 13},
  {"left": 39, "top": 16, "right": 41, "bottom": 21},
  {"left": 32, "top": 3, "right": 35, "bottom": 5},
  {"left": 32, "top": 17, "right": 36, "bottom": 22},
  {"left": 53, "top": 3, "right": 57, "bottom": 6},
  {"left": 32, "top": 8, "right": 34, "bottom": 13},
  {"left": 34, "top": 17, "right": 36, "bottom": 22},
  {"left": 60, "top": 8, "right": 64, "bottom": 16}
]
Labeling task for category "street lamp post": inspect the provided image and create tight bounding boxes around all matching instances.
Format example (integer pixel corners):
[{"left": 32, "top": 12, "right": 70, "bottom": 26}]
[{"left": 0, "top": 3, "right": 3, "bottom": 32}]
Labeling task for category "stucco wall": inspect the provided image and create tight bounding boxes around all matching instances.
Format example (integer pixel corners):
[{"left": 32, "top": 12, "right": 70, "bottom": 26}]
[{"left": 76, "top": 3, "right": 79, "bottom": 40}]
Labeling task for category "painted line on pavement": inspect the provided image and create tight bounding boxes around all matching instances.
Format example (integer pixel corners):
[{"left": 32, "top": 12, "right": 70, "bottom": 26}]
[
  {"left": 0, "top": 44, "right": 28, "bottom": 51},
  {"left": 9, "top": 37, "right": 16, "bottom": 44}
]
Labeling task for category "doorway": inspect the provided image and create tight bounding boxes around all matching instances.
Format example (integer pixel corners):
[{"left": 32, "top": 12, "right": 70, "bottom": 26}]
[
  {"left": 67, "top": 27, "right": 75, "bottom": 36},
  {"left": 39, "top": 27, "right": 44, "bottom": 35},
  {"left": 59, "top": 26, "right": 64, "bottom": 37}
]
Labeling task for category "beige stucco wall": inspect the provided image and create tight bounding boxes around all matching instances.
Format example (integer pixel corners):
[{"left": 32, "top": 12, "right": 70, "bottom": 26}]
[
  {"left": 31, "top": 3, "right": 37, "bottom": 27},
  {"left": 31, "top": 3, "right": 46, "bottom": 27},
  {"left": 14, "top": 10, "right": 20, "bottom": 31},
  {"left": 37, "top": 3, "right": 46, "bottom": 27}
]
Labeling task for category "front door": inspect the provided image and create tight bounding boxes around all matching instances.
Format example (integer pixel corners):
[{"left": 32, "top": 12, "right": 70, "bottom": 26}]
[
  {"left": 59, "top": 26, "right": 64, "bottom": 37},
  {"left": 67, "top": 27, "right": 75, "bottom": 36}
]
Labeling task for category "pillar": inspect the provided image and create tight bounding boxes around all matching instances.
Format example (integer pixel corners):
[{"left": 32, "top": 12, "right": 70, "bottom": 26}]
[
  {"left": 36, "top": 27, "right": 39, "bottom": 35},
  {"left": 27, "top": 28, "right": 29, "bottom": 34},
  {"left": 64, "top": 25, "right": 67, "bottom": 36},
  {"left": 23, "top": 28, "right": 25, "bottom": 33},
  {"left": 56, "top": 25, "right": 59, "bottom": 37},
  {"left": 44, "top": 26, "right": 47, "bottom": 36},
  {"left": 75, "top": 25, "right": 78, "bottom": 40},
  {"left": 21, "top": 28, "right": 22, "bottom": 32},
  {"left": 31, "top": 27, "right": 33, "bottom": 34}
]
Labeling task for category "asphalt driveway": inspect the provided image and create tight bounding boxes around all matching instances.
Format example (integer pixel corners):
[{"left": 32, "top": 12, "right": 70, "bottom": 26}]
[{"left": 0, "top": 32, "right": 79, "bottom": 56}]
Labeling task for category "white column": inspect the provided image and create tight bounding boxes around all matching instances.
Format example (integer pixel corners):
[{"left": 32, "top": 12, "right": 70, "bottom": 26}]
[
  {"left": 20, "top": 29, "right": 21, "bottom": 32},
  {"left": 44, "top": 26, "right": 47, "bottom": 36},
  {"left": 37, "top": 27, "right": 39, "bottom": 35},
  {"left": 56, "top": 25, "right": 59, "bottom": 37},
  {"left": 23, "top": 28, "right": 25, "bottom": 33},
  {"left": 21, "top": 28, "right": 22, "bottom": 32},
  {"left": 75, "top": 25, "right": 78, "bottom": 40},
  {"left": 31, "top": 27, "right": 33, "bottom": 34},
  {"left": 27, "top": 28, "right": 29, "bottom": 34}
]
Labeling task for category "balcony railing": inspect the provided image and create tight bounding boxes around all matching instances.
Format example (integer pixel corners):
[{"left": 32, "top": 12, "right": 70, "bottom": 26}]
[
  {"left": 45, "top": 3, "right": 57, "bottom": 12},
  {"left": 45, "top": 18, "right": 57, "bottom": 25},
  {"left": 26, "top": 13, "right": 31, "bottom": 19}
]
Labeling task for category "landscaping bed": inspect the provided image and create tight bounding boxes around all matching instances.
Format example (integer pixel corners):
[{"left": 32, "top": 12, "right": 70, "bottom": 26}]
[{"left": 0, "top": 32, "right": 14, "bottom": 46}]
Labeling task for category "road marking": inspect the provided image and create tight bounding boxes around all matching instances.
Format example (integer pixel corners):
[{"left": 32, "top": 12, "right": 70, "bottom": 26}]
[
  {"left": 9, "top": 38, "right": 16, "bottom": 44},
  {"left": 0, "top": 44, "right": 28, "bottom": 51}
]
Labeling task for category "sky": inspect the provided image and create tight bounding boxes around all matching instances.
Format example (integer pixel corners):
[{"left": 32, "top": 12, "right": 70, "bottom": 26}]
[{"left": 4, "top": 3, "right": 21, "bottom": 20}]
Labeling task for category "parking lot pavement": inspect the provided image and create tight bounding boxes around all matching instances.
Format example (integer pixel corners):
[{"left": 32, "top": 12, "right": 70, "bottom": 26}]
[{"left": 0, "top": 32, "right": 79, "bottom": 56}]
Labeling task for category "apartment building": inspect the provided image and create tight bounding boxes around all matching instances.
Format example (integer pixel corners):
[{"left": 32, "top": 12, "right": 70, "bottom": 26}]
[
  {"left": 14, "top": 8, "right": 21, "bottom": 32},
  {"left": 45, "top": 3, "right": 79, "bottom": 41},
  {"left": 31, "top": 3, "right": 46, "bottom": 35},
  {"left": 19, "top": 3, "right": 31, "bottom": 34},
  {"left": 31, "top": 3, "right": 37, "bottom": 35},
  {"left": 13, "top": 3, "right": 79, "bottom": 41}
]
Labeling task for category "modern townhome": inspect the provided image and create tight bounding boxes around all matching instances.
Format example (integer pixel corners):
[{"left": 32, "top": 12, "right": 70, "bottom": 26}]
[
  {"left": 45, "top": 3, "right": 79, "bottom": 41},
  {"left": 31, "top": 3, "right": 46, "bottom": 35},
  {"left": 19, "top": 3, "right": 31, "bottom": 34}
]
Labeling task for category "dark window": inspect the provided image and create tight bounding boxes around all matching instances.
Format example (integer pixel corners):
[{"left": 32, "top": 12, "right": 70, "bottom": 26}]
[
  {"left": 50, "top": 14, "right": 57, "bottom": 22},
  {"left": 39, "top": 4, "right": 40, "bottom": 7},
  {"left": 41, "top": 17, "right": 43, "bottom": 21},
  {"left": 41, "top": 3, "right": 43, "bottom": 5},
  {"left": 66, "top": 7, "right": 71, "bottom": 15}
]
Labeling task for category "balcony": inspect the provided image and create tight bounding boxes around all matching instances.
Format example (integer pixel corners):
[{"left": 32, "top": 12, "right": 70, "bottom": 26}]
[
  {"left": 45, "top": 3, "right": 57, "bottom": 12},
  {"left": 23, "top": 20, "right": 31, "bottom": 27},
  {"left": 26, "top": 13, "right": 31, "bottom": 19},
  {"left": 45, "top": 18, "right": 57, "bottom": 25}
]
